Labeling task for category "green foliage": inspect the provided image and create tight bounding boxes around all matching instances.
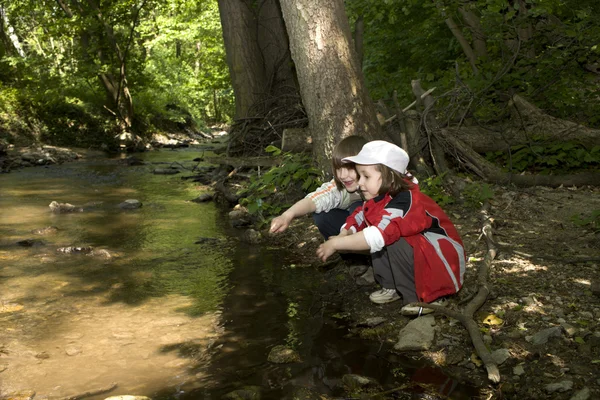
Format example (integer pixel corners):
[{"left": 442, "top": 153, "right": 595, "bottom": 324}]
[
  {"left": 238, "top": 146, "right": 323, "bottom": 223},
  {"left": 0, "top": 0, "right": 231, "bottom": 148},
  {"left": 346, "top": 0, "right": 600, "bottom": 134},
  {"left": 486, "top": 142, "right": 600, "bottom": 173},
  {"left": 571, "top": 210, "right": 600, "bottom": 233},
  {"left": 419, "top": 174, "right": 455, "bottom": 206},
  {"left": 463, "top": 182, "right": 495, "bottom": 208},
  {"left": 0, "top": 85, "right": 36, "bottom": 145}
]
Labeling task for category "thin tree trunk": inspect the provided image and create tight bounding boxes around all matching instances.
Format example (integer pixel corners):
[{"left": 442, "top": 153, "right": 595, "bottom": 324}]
[
  {"left": 444, "top": 15, "right": 479, "bottom": 75},
  {"left": 458, "top": 7, "right": 487, "bottom": 58}
]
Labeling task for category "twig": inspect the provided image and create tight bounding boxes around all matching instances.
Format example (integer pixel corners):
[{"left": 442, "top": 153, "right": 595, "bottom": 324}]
[
  {"left": 383, "top": 87, "right": 438, "bottom": 123},
  {"left": 56, "top": 382, "right": 117, "bottom": 400}
]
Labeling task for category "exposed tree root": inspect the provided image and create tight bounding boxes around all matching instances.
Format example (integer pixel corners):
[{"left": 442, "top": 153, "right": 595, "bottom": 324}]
[
  {"left": 227, "top": 91, "right": 307, "bottom": 157},
  {"left": 406, "top": 202, "right": 501, "bottom": 383}
]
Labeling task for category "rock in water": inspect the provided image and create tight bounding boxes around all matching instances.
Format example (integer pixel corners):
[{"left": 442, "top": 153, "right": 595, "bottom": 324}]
[
  {"left": 118, "top": 199, "right": 142, "bottom": 209},
  {"left": 49, "top": 201, "right": 83, "bottom": 213}
]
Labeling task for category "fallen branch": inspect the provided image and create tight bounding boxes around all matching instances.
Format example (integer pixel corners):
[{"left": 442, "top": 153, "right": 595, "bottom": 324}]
[
  {"left": 384, "top": 87, "right": 437, "bottom": 123},
  {"left": 57, "top": 382, "right": 117, "bottom": 400},
  {"left": 407, "top": 201, "right": 501, "bottom": 383},
  {"left": 438, "top": 128, "right": 600, "bottom": 187}
]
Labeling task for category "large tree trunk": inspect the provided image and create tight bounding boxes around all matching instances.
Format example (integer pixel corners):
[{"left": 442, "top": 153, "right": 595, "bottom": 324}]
[
  {"left": 218, "top": 0, "right": 268, "bottom": 119},
  {"left": 218, "top": 0, "right": 302, "bottom": 156},
  {"left": 279, "top": 0, "right": 381, "bottom": 172},
  {"left": 218, "top": 0, "right": 299, "bottom": 118}
]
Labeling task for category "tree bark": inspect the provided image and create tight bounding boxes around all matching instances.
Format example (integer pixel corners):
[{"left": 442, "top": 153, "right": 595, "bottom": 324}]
[
  {"left": 218, "top": 0, "right": 298, "bottom": 120},
  {"left": 218, "top": 0, "right": 268, "bottom": 119},
  {"left": 280, "top": 0, "right": 381, "bottom": 173},
  {"left": 354, "top": 15, "right": 364, "bottom": 68}
]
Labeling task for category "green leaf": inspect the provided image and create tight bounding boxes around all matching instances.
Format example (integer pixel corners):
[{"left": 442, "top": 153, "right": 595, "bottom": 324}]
[{"left": 265, "top": 145, "right": 281, "bottom": 155}]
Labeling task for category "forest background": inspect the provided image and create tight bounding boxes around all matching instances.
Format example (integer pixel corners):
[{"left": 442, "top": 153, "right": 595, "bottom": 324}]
[
  {"left": 1, "top": 1, "right": 600, "bottom": 395},
  {"left": 1, "top": 0, "right": 599, "bottom": 198}
]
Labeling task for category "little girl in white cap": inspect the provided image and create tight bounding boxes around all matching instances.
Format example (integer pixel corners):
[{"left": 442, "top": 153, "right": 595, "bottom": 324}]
[{"left": 316, "top": 140, "right": 465, "bottom": 316}]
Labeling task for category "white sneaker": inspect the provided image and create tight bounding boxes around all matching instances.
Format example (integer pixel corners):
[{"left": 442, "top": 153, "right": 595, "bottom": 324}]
[
  {"left": 369, "top": 288, "right": 401, "bottom": 304},
  {"left": 400, "top": 298, "right": 447, "bottom": 316}
]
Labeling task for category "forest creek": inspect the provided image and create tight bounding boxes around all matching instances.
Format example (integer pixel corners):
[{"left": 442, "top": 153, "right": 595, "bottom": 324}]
[{"left": 0, "top": 134, "right": 598, "bottom": 400}]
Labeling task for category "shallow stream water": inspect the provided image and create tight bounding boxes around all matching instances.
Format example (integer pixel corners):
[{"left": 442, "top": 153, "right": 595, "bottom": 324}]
[{"left": 0, "top": 146, "right": 477, "bottom": 399}]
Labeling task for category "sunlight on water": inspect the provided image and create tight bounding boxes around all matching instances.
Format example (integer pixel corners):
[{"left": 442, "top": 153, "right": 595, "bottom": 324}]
[{"left": 0, "top": 150, "right": 235, "bottom": 397}]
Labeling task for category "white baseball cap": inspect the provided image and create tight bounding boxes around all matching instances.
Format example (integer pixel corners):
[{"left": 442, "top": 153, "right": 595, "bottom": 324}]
[{"left": 342, "top": 140, "right": 410, "bottom": 174}]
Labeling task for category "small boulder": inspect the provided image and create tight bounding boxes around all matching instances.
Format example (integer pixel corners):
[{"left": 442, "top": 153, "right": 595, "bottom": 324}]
[{"left": 394, "top": 315, "right": 436, "bottom": 351}]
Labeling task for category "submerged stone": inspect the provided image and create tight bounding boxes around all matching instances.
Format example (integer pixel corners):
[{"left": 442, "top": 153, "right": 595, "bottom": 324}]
[
  {"left": 31, "top": 226, "right": 59, "bottom": 235},
  {"left": 341, "top": 374, "right": 379, "bottom": 390},
  {"left": 49, "top": 201, "right": 83, "bottom": 213},
  {"left": 267, "top": 345, "right": 301, "bottom": 364},
  {"left": 118, "top": 199, "right": 142, "bottom": 209}
]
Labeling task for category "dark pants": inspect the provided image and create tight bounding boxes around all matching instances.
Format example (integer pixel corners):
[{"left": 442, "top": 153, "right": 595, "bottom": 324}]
[
  {"left": 312, "top": 201, "right": 362, "bottom": 239},
  {"left": 371, "top": 238, "right": 417, "bottom": 304},
  {"left": 313, "top": 201, "right": 369, "bottom": 264}
]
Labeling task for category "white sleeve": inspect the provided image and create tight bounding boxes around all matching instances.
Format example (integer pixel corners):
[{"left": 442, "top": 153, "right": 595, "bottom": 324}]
[
  {"left": 305, "top": 179, "right": 349, "bottom": 213},
  {"left": 363, "top": 226, "right": 385, "bottom": 253}
]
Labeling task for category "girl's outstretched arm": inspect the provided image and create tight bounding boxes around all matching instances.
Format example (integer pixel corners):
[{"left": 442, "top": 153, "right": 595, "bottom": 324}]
[
  {"left": 316, "top": 231, "right": 369, "bottom": 262},
  {"left": 270, "top": 198, "right": 317, "bottom": 234}
]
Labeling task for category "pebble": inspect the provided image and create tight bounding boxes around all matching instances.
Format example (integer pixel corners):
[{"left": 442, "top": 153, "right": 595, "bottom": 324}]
[
  {"left": 513, "top": 365, "right": 525, "bottom": 376},
  {"left": 65, "top": 346, "right": 81, "bottom": 356},
  {"left": 545, "top": 380, "right": 573, "bottom": 394},
  {"left": 528, "top": 326, "right": 562, "bottom": 345},
  {"left": 491, "top": 348, "right": 511, "bottom": 365},
  {"left": 570, "top": 387, "right": 590, "bottom": 400}
]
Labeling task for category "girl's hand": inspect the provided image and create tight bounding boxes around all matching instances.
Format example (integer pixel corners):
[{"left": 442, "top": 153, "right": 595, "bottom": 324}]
[
  {"left": 316, "top": 240, "right": 337, "bottom": 262},
  {"left": 270, "top": 213, "right": 293, "bottom": 234}
]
